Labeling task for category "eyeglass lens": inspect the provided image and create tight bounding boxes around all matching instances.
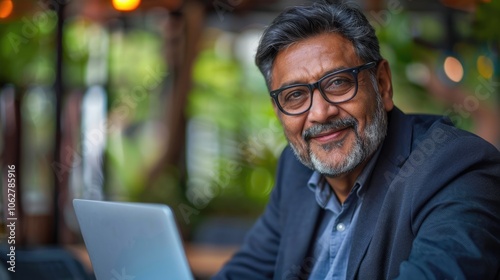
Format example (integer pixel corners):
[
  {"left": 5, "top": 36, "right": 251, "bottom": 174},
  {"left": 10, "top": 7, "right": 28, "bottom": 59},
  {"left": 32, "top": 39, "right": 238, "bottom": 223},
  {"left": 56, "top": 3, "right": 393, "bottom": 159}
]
[{"left": 277, "top": 71, "right": 357, "bottom": 114}]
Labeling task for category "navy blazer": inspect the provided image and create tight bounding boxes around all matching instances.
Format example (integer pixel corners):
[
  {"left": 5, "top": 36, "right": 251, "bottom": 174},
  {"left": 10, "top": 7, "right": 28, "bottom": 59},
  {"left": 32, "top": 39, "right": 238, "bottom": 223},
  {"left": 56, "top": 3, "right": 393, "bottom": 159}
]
[{"left": 214, "top": 108, "right": 500, "bottom": 280}]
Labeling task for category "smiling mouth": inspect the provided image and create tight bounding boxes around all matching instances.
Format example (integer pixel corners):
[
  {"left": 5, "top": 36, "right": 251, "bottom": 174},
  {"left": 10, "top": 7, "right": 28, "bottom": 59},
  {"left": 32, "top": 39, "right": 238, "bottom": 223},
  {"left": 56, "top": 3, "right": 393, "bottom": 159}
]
[
  {"left": 309, "top": 126, "right": 351, "bottom": 144},
  {"left": 303, "top": 117, "right": 358, "bottom": 144}
]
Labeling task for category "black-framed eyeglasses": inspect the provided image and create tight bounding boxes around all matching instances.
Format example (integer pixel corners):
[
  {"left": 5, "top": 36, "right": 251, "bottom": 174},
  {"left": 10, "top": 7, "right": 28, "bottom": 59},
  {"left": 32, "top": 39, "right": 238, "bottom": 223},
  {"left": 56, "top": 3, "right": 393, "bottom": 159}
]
[{"left": 270, "top": 61, "right": 377, "bottom": 115}]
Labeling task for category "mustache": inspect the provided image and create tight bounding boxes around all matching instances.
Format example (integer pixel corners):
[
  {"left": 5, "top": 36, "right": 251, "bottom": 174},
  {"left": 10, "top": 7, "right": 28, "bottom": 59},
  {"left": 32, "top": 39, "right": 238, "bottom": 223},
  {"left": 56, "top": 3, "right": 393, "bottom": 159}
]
[{"left": 303, "top": 117, "right": 358, "bottom": 141}]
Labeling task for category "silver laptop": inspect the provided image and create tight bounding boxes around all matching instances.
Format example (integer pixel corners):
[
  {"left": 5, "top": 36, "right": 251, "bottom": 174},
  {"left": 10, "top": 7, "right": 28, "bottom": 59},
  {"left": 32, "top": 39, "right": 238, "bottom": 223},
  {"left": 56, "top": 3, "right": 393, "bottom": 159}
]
[{"left": 73, "top": 199, "right": 194, "bottom": 280}]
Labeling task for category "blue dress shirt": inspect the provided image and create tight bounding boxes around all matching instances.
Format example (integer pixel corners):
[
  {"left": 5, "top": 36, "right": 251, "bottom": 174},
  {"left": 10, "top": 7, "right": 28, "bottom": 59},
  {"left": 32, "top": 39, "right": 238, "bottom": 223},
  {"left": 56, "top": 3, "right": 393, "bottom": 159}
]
[{"left": 307, "top": 147, "right": 382, "bottom": 280}]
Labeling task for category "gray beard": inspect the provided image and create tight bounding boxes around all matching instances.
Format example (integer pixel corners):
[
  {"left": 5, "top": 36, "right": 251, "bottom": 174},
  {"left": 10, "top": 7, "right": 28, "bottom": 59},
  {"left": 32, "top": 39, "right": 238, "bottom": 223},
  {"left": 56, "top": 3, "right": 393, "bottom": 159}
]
[{"left": 289, "top": 90, "right": 388, "bottom": 177}]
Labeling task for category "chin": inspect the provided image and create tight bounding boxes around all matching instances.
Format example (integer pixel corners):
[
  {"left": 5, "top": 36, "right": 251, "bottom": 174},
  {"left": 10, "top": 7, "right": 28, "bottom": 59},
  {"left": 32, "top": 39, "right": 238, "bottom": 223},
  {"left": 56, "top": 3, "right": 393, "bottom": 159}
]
[{"left": 311, "top": 137, "right": 366, "bottom": 177}]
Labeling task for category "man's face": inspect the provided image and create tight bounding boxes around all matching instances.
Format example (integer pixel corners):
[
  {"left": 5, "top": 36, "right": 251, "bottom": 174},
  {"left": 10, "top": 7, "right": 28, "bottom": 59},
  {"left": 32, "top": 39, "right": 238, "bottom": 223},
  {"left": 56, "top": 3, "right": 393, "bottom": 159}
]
[{"left": 270, "top": 33, "right": 394, "bottom": 177}]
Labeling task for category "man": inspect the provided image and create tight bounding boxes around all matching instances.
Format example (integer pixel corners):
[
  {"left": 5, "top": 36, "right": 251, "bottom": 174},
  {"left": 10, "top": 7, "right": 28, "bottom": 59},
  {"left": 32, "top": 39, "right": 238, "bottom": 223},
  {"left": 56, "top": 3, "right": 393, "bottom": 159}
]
[{"left": 213, "top": 1, "right": 500, "bottom": 279}]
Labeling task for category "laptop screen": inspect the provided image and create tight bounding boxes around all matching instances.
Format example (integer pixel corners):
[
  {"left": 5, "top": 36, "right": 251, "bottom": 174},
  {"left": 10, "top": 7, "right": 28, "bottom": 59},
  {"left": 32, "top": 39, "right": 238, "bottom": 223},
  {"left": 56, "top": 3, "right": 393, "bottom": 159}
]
[{"left": 73, "top": 199, "right": 194, "bottom": 280}]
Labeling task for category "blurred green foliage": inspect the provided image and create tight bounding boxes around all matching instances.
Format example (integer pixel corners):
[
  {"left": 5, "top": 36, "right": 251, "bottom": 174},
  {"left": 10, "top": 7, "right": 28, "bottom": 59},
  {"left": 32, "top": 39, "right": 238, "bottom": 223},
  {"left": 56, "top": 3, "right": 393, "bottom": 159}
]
[
  {"left": 187, "top": 47, "right": 286, "bottom": 217},
  {"left": 0, "top": 10, "right": 57, "bottom": 86},
  {"left": 0, "top": 2, "right": 497, "bottom": 231},
  {"left": 474, "top": 0, "right": 500, "bottom": 42},
  {"left": 375, "top": 12, "right": 441, "bottom": 114}
]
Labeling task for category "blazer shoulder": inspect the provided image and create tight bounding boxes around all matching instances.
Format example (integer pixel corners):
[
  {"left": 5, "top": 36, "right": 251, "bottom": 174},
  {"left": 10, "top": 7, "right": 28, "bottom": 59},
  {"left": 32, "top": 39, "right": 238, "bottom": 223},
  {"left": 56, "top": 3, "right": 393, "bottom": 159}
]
[{"left": 414, "top": 115, "right": 499, "bottom": 157}]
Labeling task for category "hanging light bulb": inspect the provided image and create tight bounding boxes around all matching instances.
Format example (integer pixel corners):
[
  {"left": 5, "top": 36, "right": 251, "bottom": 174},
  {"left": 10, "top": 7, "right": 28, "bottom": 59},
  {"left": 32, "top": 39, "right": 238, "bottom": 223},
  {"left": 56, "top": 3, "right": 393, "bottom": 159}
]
[
  {"left": 112, "top": 0, "right": 141, "bottom": 12},
  {"left": 0, "top": 0, "right": 13, "bottom": 19},
  {"left": 477, "top": 55, "right": 494, "bottom": 79},
  {"left": 443, "top": 56, "right": 464, "bottom": 83}
]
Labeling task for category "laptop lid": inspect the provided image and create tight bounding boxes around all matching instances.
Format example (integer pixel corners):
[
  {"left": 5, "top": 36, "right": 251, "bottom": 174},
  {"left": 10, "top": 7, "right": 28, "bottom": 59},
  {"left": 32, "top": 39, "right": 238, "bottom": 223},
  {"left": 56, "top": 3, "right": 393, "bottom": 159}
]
[{"left": 73, "top": 199, "right": 194, "bottom": 280}]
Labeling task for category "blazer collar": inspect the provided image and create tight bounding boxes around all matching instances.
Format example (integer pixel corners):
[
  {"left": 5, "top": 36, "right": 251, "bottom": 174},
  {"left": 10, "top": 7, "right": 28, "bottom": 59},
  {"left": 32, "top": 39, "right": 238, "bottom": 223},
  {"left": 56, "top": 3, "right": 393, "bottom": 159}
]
[{"left": 346, "top": 107, "right": 413, "bottom": 279}]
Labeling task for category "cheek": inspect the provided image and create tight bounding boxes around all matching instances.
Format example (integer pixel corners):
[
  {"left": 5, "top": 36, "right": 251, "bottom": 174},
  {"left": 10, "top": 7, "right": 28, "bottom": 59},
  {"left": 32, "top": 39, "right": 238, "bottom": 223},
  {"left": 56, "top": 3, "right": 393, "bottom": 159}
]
[
  {"left": 349, "top": 93, "right": 377, "bottom": 131},
  {"left": 280, "top": 116, "right": 305, "bottom": 141}
]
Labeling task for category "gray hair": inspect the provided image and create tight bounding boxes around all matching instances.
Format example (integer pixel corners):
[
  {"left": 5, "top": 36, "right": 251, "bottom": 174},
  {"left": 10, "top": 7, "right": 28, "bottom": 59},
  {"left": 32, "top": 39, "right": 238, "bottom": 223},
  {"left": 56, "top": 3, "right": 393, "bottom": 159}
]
[{"left": 255, "top": 1, "right": 382, "bottom": 89}]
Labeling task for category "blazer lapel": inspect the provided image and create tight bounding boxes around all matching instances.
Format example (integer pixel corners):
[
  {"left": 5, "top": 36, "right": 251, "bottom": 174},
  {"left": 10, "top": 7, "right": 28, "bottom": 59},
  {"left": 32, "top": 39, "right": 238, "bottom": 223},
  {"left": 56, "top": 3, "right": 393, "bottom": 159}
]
[
  {"left": 346, "top": 108, "right": 413, "bottom": 279},
  {"left": 278, "top": 165, "right": 321, "bottom": 277},
  {"left": 283, "top": 187, "right": 321, "bottom": 269}
]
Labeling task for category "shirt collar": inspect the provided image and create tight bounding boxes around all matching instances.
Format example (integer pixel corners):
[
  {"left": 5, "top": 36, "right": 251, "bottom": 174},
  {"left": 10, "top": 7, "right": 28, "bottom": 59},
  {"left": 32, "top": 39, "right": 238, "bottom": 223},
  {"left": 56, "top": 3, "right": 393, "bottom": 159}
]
[
  {"left": 307, "top": 171, "right": 331, "bottom": 209},
  {"left": 307, "top": 144, "right": 383, "bottom": 206},
  {"left": 354, "top": 144, "right": 383, "bottom": 197}
]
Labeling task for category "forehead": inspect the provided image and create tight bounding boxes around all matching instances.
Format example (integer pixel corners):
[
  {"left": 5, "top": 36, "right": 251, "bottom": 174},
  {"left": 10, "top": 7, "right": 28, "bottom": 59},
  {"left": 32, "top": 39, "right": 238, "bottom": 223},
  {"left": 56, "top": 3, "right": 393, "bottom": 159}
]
[{"left": 271, "top": 33, "right": 360, "bottom": 90}]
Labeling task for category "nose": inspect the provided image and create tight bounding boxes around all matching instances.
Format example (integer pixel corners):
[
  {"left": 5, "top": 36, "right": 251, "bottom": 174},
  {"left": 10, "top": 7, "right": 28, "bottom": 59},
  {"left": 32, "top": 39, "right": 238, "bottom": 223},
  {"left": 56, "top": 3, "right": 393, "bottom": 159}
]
[{"left": 307, "top": 88, "right": 340, "bottom": 123}]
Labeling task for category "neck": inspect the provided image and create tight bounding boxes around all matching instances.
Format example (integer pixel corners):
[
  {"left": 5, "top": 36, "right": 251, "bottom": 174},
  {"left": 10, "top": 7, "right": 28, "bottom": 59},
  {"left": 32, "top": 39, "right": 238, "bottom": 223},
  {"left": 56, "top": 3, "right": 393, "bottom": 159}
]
[{"left": 324, "top": 160, "right": 369, "bottom": 204}]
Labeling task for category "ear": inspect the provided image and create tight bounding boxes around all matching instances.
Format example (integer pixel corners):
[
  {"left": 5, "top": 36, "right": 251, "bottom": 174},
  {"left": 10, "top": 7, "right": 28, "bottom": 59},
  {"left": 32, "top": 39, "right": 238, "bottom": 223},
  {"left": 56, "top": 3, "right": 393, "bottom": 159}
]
[{"left": 376, "top": 59, "right": 394, "bottom": 112}]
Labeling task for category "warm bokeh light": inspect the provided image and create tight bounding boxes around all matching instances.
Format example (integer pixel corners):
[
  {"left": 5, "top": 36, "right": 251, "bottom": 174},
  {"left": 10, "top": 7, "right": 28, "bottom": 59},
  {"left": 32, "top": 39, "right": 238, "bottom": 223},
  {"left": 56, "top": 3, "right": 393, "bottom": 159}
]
[
  {"left": 112, "top": 0, "right": 141, "bottom": 12},
  {"left": 0, "top": 0, "right": 13, "bottom": 19},
  {"left": 477, "top": 55, "right": 494, "bottom": 79},
  {"left": 444, "top": 56, "right": 464, "bottom": 82}
]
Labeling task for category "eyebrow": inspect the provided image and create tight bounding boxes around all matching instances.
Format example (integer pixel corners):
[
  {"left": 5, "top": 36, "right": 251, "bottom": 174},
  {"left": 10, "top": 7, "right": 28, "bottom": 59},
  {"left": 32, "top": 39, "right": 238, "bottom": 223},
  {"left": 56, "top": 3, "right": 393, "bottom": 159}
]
[{"left": 275, "top": 65, "right": 350, "bottom": 90}]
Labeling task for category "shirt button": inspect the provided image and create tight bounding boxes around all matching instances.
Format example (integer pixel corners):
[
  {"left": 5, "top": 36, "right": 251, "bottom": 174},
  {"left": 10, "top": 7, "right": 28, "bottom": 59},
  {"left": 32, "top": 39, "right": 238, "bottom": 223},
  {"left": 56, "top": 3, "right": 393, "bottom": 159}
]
[{"left": 336, "top": 223, "right": 346, "bottom": 232}]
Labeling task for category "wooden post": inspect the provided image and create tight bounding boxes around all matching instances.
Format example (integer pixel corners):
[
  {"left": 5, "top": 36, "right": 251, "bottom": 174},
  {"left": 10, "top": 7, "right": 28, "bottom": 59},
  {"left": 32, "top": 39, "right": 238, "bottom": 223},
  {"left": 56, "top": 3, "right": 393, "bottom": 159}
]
[
  {"left": 1, "top": 86, "right": 24, "bottom": 246},
  {"left": 52, "top": 0, "right": 66, "bottom": 245},
  {"left": 147, "top": 0, "right": 205, "bottom": 188}
]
